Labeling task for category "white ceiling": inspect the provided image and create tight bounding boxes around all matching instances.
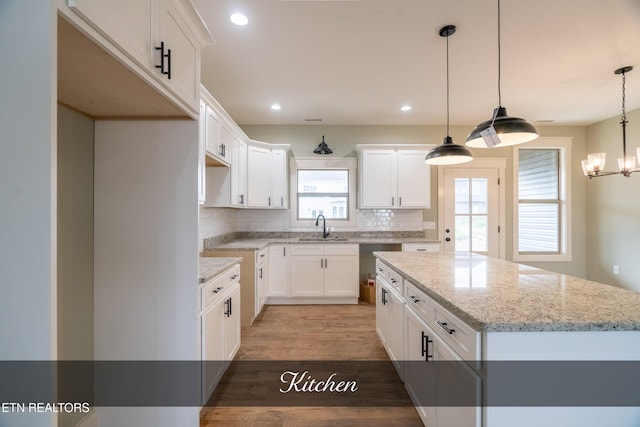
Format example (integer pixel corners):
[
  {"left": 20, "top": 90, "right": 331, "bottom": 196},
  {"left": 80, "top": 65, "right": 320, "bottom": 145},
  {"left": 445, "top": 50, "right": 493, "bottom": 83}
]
[{"left": 193, "top": 0, "right": 640, "bottom": 127}]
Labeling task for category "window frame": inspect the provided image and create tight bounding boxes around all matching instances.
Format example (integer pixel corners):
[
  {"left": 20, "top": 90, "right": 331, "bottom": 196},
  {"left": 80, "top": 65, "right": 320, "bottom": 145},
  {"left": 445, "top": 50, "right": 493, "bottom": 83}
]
[
  {"left": 512, "top": 137, "right": 572, "bottom": 262},
  {"left": 289, "top": 157, "right": 358, "bottom": 229}
]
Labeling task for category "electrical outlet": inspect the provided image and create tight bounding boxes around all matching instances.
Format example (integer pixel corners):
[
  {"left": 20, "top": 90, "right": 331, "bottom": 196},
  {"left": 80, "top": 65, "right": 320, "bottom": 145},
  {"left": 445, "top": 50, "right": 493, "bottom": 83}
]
[
  {"left": 422, "top": 221, "right": 436, "bottom": 230},
  {"left": 613, "top": 265, "right": 620, "bottom": 275}
]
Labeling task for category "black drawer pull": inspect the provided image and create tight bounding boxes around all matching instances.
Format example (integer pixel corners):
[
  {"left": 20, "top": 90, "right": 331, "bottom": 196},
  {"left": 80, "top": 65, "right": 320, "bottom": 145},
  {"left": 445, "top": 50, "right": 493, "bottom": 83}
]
[{"left": 437, "top": 321, "right": 455, "bottom": 335}]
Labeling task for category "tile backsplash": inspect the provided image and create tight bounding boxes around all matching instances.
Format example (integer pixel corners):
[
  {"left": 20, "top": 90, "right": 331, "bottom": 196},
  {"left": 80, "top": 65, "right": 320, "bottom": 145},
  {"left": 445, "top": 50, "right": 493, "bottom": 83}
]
[{"left": 199, "top": 206, "right": 424, "bottom": 249}]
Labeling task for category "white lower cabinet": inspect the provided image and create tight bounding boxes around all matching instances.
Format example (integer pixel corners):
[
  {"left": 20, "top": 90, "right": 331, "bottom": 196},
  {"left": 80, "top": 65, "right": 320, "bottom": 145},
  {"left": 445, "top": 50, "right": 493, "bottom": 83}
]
[
  {"left": 255, "top": 247, "right": 269, "bottom": 317},
  {"left": 376, "top": 274, "right": 404, "bottom": 375},
  {"left": 376, "top": 259, "right": 481, "bottom": 427},
  {"left": 287, "top": 244, "right": 359, "bottom": 302},
  {"left": 200, "top": 264, "right": 241, "bottom": 403},
  {"left": 268, "top": 244, "right": 290, "bottom": 297}
]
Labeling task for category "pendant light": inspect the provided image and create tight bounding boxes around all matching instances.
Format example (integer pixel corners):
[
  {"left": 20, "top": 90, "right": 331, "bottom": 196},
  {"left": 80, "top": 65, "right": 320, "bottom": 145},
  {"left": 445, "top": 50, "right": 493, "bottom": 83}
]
[
  {"left": 465, "top": 0, "right": 538, "bottom": 148},
  {"left": 582, "top": 66, "right": 640, "bottom": 178},
  {"left": 313, "top": 135, "right": 333, "bottom": 155},
  {"left": 425, "top": 25, "right": 473, "bottom": 165}
]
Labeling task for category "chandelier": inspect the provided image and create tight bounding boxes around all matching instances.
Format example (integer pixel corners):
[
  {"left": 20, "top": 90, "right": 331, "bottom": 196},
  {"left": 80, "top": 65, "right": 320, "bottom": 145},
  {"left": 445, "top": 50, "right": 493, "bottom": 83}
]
[{"left": 582, "top": 66, "right": 640, "bottom": 178}]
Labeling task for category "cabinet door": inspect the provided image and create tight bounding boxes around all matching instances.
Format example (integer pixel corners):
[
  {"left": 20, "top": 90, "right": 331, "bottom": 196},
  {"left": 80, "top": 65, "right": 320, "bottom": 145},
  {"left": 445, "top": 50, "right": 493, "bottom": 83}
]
[
  {"left": 375, "top": 279, "right": 390, "bottom": 346},
  {"left": 387, "top": 288, "right": 405, "bottom": 364},
  {"left": 255, "top": 260, "right": 268, "bottom": 317},
  {"left": 397, "top": 150, "right": 430, "bottom": 208},
  {"left": 201, "top": 297, "right": 225, "bottom": 400},
  {"left": 324, "top": 256, "right": 358, "bottom": 297},
  {"left": 268, "top": 245, "right": 289, "bottom": 297},
  {"left": 223, "top": 284, "right": 241, "bottom": 361},
  {"left": 230, "top": 138, "right": 247, "bottom": 206},
  {"left": 156, "top": 0, "right": 201, "bottom": 110},
  {"left": 403, "top": 306, "right": 435, "bottom": 427},
  {"left": 433, "top": 335, "right": 481, "bottom": 427},
  {"left": 360, "top": 150, "right": 396, "bottom": 208},
  {"left": 68, "top": 0, "right": 152, "bottom": 70},
  {"left": 247, "top": 145, "right": 271, "bottom": 207},
  {"left": 270, "top": 149, "right": 288, "bottom": 208},
  {"left": 290, "top": 256, "right": 324, "bottom": 297},
  {"left": 204, "top": 105, "right": 226, "bottom": 163}
]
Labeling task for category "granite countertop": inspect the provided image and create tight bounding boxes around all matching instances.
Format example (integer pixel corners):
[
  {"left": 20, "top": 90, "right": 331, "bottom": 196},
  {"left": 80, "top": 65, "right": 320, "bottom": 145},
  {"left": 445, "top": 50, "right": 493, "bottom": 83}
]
[
  {"left": 205, "top": 237, "right": 440, "bottom": 251},
  {"left": 373, "top": 251, "right": 640, "bottom": 333},
  {"left": 199, "top": 256, "right": 243, "bottom": 284}
]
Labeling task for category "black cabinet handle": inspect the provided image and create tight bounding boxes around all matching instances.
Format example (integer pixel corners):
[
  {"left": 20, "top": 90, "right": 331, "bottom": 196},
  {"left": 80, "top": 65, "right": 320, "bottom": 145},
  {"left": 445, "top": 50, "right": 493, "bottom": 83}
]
[
  {"left": 409, "top": 295, "right": 420, "bottom": 303},
  {"left": 228, "top": 297, "right": 232, "bottom": 317},
  {"left": 212, "top": 286, "right": 223, "bottom": 294},
  {"left": 381, "top": 288, "right": 387, "bottom": 305},
  {"left": 437, "top": 321, "right": 455, "bottom": 335},
  {"left": 421, "top": 331, "right": 433, "bottom": 361},
  {"left": 268, "top": 196, "right": 271, "bottom": 206},
  {"left": 259, "top": 267, "right": 263, "bottom": 279},
  {"left": 155, "top": 41, "right": 171, "bottom": 79}
]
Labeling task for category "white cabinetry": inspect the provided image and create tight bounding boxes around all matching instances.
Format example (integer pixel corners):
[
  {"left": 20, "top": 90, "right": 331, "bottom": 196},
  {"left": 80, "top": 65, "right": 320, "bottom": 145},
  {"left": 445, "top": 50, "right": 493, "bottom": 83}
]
[
  {"left": 268, "top": 244, "right": 290, "bottom": 298},
  {"left": 247, "top": 141, "right": 289, "bottom": 209},
  {"left": 255, "top": 247, "right": 269, "bottom": 318},
  {"left": 288, "top": 244, "right": 359, "bottom": 303},
  {"left": 357, "top": 145, "right": 433, "bottom": 209},
  {"left": 375, "top": 260, "right": 405, "bottom": 375},
  {"left": 200, "top": 264, "right": 241, "bottom": 402},
  {"left": 230, "top": 136, "right": 248, "bottom": 207},
  {"left": 402, "top": 277, "right": 481, "bottom": 427},
  {"left": 247, "top": 144, "right": 271, "bottom": 208},
  {"left": 65, "top": 0, "right": 211, "bottom": 115},
  {"left": 402, "top": 242, "right": 440, "bottom": 252},
  {"left": 202, "top": 89, "right": 231, "bottom": 167}
]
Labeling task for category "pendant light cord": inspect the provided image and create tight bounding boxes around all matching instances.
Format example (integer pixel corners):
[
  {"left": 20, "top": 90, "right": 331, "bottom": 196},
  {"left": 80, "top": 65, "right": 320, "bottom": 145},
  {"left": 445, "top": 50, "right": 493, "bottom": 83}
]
[
  {"left": 621, "top": 69, "right": 628, "bottom": 161},
  {"left": 497, "top": 0, "right": 502, "bottom": 107},
  {"left": 446, "top": 32, "right": 450, "bottom": 136}
]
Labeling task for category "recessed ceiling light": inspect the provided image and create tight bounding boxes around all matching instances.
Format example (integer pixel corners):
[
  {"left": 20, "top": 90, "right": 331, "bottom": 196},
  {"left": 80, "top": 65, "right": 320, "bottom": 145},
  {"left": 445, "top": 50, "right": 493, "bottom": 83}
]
[
  {"left": 401, "top": 105, "right": 412, "bottom": 112},
  {"left": 230, "top": 13, "right": 248, "bottom": 26},
  {"left": 271, "top": 104, "right": 281, "bottom": 110}
]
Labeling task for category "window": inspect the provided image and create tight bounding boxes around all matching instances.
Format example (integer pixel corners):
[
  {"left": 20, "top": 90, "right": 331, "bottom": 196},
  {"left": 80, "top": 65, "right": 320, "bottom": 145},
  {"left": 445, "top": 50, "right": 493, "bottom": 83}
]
[
  {"left": 513, "top": 138, "right": 572, "bottom": 262},
  {"left": 297, "top": 170, "right": 349, "bottom": 220},
  {"left": 290, "top": 158, "right": 358, "bottom": 228}
]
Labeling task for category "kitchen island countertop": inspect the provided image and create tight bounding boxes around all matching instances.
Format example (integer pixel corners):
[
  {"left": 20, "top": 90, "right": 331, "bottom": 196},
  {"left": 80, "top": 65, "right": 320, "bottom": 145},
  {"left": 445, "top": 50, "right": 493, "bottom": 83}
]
[{"left": 374, "top": 251, "right": 640, "bottom": 332}]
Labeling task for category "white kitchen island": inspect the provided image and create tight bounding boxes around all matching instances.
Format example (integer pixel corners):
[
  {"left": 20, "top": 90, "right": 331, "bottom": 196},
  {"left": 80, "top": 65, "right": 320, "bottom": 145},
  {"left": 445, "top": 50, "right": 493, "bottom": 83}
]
[{"left": 373, "top": 251, "right": 640, "bottom": 427}]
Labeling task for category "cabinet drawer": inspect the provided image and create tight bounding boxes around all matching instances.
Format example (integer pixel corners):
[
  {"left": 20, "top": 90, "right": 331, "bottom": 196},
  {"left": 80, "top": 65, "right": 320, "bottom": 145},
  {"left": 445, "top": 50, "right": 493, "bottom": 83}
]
[
  {"left": 201, "top": 264, "right": 240, "bottom": 310},
  {"left": 387, "top": 268, "right": 403, "bottom": 296},
  {"left": 375, "top": 260, "right": 389, "bottom": 281},
  {"left": 430, "top": 300, "right": 479, "bottom": 361},
  {"left": 404, "top": 280, "right": 431, "bottom": 320},
  {"left": 324, "top": 244, "right": 358, "bottom": 256},
  {"left": 402, "top": 243, "right": 440, "bottom": 252},
  {"left": 257, "top": 247, "right": 269, "bottom": 263}
]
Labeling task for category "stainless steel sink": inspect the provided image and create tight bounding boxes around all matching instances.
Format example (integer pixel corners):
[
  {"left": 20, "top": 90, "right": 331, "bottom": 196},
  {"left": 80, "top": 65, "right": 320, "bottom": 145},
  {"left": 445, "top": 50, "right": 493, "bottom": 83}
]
[{"left": 298, "top": 237, "right": 349, "bottom": 242}]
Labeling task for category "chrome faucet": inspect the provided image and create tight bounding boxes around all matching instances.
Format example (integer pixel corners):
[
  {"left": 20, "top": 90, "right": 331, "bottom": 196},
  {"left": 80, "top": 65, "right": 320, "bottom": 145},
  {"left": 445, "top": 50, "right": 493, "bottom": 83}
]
[{"left": 315, "top": 214, "right": 330, "bottom": 238}]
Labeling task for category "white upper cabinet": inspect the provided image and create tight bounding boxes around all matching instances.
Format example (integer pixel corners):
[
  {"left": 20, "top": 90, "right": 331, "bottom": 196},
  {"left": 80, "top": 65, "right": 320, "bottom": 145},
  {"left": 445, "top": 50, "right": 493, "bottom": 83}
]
[
  {"left": 230, "top": 136, "right": 247, "bottom": 207},
  {"left": 65, "top": 0, "right": 212, "bottom": 116},
  {"left": 246, "top": 141, "right": 289, "bottom": 209},
  {"left": 67, "top": 0, "right": 152, "bottom": 68},
  {"left": 156, "top": 0, "right": 202, "bottom": 110},
  {"left": 357, "top": 145, "right": 433, "bottom": 209},
  {"left": 247, "top": 145, "right": 272, "bottom": 208},
  {"left": 271, "top": 148, "right": 288, "bottom": 209},
  {"left": 204, "top": 105, "right": 230, "bottom": 166}
]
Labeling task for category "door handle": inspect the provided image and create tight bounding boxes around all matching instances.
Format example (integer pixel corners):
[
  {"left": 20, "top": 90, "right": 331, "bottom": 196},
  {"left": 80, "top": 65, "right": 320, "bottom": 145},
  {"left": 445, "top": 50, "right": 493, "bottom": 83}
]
[{"left": 445, "top": 237, "right": 451, "bottom": 242}]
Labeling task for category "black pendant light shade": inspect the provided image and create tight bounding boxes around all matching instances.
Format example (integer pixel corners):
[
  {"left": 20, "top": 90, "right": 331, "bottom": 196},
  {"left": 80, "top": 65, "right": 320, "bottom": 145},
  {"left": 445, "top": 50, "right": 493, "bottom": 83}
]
[
  {"left": 426, "top": 136, "right": 473, "bottom": 165},
  {"left": 465, "top": 106, "right": 538, "bottom": 148},
  {"left": 465, "top": 0, "right": 538, "bottom": 148},
  {"left": 425, "top": 24, "right": 473, "bottom": 166},
  {"left": 313, "top": 135, "right": 333, "bottom": 155}
]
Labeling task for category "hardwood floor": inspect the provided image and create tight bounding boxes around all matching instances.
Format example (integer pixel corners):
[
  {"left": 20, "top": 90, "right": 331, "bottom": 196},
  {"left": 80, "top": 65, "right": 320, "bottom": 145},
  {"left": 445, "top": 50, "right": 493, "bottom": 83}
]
[{"left": 200, "top": 303, "right": 423, "bottom": 426}]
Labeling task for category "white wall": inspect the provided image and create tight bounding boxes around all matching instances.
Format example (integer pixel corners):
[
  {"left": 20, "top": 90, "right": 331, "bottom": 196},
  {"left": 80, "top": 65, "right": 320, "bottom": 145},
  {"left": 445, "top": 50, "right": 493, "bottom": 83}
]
[{"left": 0, "top": 2, "right": 58, "bottom": 426}]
